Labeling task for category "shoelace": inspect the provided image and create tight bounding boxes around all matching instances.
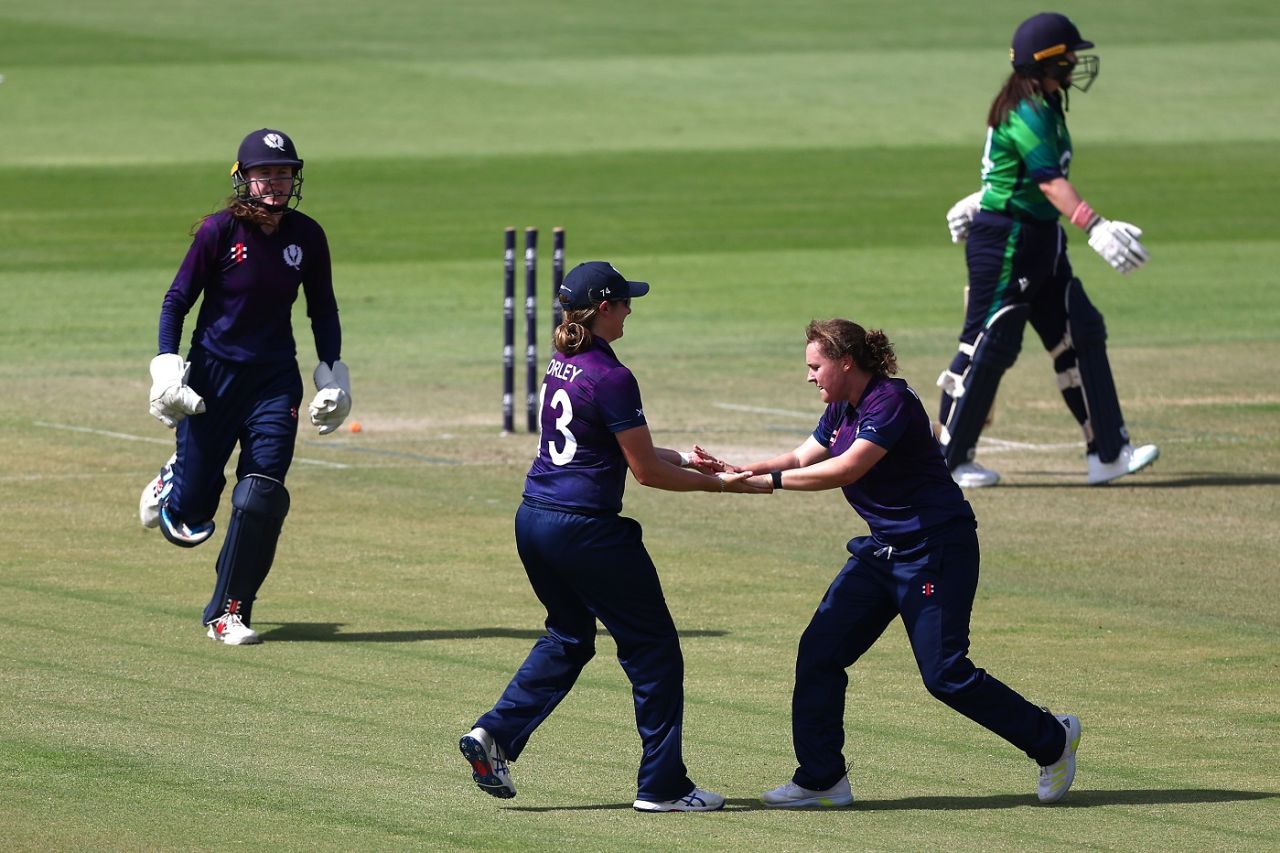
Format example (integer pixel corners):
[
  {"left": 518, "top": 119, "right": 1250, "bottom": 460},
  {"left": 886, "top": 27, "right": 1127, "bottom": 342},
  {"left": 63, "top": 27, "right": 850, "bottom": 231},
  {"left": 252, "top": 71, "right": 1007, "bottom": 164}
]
[{"left": 217, "top": 612, "right": 247, "bottom": 635}]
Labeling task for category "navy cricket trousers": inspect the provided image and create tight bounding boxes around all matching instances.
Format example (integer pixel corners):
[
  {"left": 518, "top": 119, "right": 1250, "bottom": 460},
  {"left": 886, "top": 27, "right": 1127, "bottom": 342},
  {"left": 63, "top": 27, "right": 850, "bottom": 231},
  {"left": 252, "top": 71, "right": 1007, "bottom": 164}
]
[
  {"left": 475, "top": 501, "right": 695, "bottom": 802},
  {"left": 790, "top": 524, "right": 1065, "bottom": 790},
  {"left": 166, "top": 347, "right": 303, "bottom": 526}
]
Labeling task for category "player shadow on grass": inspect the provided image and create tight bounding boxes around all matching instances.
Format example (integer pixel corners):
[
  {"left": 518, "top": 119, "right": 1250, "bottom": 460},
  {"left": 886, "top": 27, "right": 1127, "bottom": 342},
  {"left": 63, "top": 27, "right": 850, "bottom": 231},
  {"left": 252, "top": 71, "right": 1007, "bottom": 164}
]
[
  {"left": 1001, "top": 472, "right": 1280, "bottom": 489},
  {"left": 505, "top": 789, "right": 1276, "bottom": 812},
  {"left": 256, "top": 624, "right": 727, "bottom": 642}
]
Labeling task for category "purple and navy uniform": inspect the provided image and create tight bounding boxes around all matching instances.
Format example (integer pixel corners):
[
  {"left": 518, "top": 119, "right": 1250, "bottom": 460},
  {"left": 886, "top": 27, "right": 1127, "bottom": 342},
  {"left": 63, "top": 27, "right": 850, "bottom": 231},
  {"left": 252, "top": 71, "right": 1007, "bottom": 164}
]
[
  {"left": 789, "top": 375, "right": 1066, "bottom": 790},
  {"left": 474, "top": 338, "right": 697, "bottom": 803},
  {"left": 159, "top": 208, "right": 340, "bottom": 624}
]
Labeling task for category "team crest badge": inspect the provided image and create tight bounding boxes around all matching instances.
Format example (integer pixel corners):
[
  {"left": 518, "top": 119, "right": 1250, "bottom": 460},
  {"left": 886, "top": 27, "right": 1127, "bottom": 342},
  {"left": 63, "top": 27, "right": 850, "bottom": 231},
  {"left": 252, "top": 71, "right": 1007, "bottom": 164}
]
[
  {"left": 263, "top": 133, "right": 287, "bottom": 151},
  {"left": 283, "top": 245, "right": 303, "bottom": 269}
]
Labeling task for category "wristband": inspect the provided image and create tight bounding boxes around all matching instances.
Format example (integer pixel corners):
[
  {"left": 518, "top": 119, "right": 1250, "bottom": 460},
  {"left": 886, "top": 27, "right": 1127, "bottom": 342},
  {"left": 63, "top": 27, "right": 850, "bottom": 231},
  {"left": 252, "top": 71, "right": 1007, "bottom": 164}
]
[
  {"left": 678, "top": 451, "right": 693, "bottom": 467},
  {"left": 1069, "top": 201, "right": 1099, "bottom": 232},
  {"left": 771, "top": 470, "right": 783, "bottom": 490}
]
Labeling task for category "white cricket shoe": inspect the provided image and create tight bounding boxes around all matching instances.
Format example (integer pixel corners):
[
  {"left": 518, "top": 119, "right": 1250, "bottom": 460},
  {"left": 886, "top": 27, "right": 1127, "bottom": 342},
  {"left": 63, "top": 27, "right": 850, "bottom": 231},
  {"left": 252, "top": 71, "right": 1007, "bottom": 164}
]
[
  {"left": 139, "top": 453, "right": 176, "bottom": 529},
  {"left": 760, "top": 774, "right": 854, "bottom": 808},
  {"left": 951, "top": 461, "right": 1000, "bottom": 488},
  {"left": 633, "top": 786, "right": 725, "bottom": 812},
  {"left": 1087, "top": 443, "right": 1159, "bottom": 485},
  {"left": 1037, "top": 713, "right": 1081, "bottom": 803},
  {"left": 159, "top": 505, "right": 215, "bottom": 548},
  {"left": 206, "top": 610, "right": 261, "bottom": 646},
  {"left": 460, "top": 728, "right": 516, "bottom": 799}
]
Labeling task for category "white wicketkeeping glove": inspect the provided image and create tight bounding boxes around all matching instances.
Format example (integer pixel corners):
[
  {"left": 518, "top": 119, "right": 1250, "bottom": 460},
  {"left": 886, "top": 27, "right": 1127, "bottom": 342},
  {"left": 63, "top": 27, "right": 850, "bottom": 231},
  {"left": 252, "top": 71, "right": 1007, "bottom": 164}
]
[
  {"left": 148, "top": 353, "right": 205, "bottom": 429},
  {"left": 1087, "top": 219, "right": 1150, "bottom": 275},
  {"left": 308, "top": 361, "right": 352, "bottom": 435},
  {"left": 946, "top": 190, "right": 984, "bottom": 243}
]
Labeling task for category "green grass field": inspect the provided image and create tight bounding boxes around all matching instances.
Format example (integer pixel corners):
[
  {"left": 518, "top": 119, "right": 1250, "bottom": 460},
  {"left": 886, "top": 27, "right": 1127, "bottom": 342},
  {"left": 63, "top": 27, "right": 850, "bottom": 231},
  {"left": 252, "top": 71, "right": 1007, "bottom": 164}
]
[{"left": 2, "top": 1, "right": 1278, "bottom": 849}]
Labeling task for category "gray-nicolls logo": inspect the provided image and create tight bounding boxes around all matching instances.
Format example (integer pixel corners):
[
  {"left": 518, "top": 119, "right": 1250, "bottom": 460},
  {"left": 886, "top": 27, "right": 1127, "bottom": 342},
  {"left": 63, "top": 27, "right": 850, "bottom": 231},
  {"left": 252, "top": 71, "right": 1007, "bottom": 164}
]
[
  {"left": 283, "top": 245, "right": 303, "bottom": 269},
  {"left": 263, "top": 133, "right": 287, "bottom": 151}
]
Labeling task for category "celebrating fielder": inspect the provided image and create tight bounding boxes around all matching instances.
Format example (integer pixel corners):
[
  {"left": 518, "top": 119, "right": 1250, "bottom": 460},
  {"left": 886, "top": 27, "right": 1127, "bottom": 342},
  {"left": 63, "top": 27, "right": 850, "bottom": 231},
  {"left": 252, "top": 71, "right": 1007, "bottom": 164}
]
[
  {"left": 706, "top": 319, "right": 1080, "bottom": 807},
  {"left": 939, "top": 12, "right": 1158, "bottom": 488},
  {"left": 138, "top": 128, "right": 351, "bottom": 645},
  {"left": 460, "top": 262, "right": 768, "bottom": 812}
]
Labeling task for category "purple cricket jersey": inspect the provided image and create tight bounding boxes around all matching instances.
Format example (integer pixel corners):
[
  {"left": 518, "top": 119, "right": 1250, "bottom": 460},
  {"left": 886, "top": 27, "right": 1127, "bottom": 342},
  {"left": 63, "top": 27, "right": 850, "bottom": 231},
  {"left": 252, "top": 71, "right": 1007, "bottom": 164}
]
[
  {"left": 814, "top": 376, "right": 975, "bottom": 544},
  {"left": 523, "top": 339, "right": 647, "bottom": 515},
  {"left": 158, "top": 209, "right": 340, "bottom": 364}
]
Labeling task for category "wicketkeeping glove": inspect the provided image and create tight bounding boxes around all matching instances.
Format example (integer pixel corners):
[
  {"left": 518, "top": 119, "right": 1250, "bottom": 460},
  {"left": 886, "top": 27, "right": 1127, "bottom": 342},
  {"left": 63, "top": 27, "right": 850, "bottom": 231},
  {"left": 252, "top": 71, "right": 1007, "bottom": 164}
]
[
  {"left": 148, "top": 353, "right": 205, "bottom": 429},
  {"left": 1086, "top": 219, "right": 1150, "bottom": 275},
  {"left": 308, "top": 361, "right": 352, "bottom": 435},
  {"left": 946, "top": 190, "right": 984, "bottom": 243}
]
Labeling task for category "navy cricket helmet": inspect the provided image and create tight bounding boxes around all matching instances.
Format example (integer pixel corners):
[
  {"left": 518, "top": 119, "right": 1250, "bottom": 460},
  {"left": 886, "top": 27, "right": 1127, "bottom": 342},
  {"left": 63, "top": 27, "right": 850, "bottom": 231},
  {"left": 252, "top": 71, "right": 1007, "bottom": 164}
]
[
  {"left": 1010, "top": 12, "right": 1098, "bottom": 92},
  {"left": 230, "top": 128, "right": 304, "bottom": 211}
]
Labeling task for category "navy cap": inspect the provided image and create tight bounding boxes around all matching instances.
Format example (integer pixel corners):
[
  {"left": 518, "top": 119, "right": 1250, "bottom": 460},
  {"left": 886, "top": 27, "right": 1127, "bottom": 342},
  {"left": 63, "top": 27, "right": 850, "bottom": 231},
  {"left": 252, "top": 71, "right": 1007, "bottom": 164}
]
[
  {"left": 558, "top": 261, "right": 650, "bottom": 309},
  {"left": 234, "top": 128, "right": 303, "bottom": 173},
  {"left": 1011, "top": 13, "right": 1093, "bottom": 69}
]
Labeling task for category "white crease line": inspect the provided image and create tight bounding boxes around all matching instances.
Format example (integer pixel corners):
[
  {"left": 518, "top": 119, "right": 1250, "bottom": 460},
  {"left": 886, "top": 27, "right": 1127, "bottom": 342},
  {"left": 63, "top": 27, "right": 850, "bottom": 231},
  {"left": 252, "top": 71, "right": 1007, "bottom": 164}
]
[
  {"left": 33, "top": 421, "right": 351, "bottom": 469},
  {"left": 713, "top": 402, "right": 818, "bottom": 419},
  {"left": 710, "top": 408, "right": 1091, "bottom": 454},
  {"left": 978, "top": 437, "right": 1082, "bottom": 451}
]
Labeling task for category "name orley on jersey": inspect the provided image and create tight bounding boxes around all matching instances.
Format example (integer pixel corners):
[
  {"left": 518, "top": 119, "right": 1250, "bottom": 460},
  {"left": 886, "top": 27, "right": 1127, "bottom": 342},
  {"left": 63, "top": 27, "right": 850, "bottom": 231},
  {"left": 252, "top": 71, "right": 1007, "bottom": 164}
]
[{"left": 546, "top": 359, "right": 583, "bottom": 383}]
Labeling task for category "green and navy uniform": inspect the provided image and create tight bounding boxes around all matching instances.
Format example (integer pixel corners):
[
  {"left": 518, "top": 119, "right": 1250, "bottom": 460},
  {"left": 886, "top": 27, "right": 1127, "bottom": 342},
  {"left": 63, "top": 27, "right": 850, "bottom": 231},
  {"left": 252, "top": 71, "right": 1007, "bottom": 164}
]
[{"left": 939, "top": 90, "right": 1131, "bottom": 465}]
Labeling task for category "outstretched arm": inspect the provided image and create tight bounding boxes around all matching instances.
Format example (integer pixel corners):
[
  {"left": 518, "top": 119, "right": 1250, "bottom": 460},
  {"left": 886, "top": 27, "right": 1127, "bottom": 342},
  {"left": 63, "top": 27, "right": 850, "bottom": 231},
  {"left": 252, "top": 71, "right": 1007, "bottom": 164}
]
[
  {"left": 616, "top": 426, "right": 768, "bottom": 493},
  {"left": 759, "top": 438, "right": 887, "bottom": 491},
  {"left": 728, "top": 435, "right": 832, "bottom": 475}
]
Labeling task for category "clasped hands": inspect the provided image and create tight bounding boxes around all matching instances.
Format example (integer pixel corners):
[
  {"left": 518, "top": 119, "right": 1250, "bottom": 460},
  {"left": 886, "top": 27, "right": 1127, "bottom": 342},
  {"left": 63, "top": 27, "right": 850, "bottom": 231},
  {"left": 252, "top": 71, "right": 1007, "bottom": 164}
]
[{"left": 686, "top": 445, "right": 774, "bottom": 494}]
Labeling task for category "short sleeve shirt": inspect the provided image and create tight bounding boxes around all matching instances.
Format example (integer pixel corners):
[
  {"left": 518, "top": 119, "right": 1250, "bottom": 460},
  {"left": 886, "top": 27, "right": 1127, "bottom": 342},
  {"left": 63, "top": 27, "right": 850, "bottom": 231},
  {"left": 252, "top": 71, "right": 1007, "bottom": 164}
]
[
  {"left": 522, "top": 339, "right": 646, "bottom": 515},
  {"left": 814, "top": 376, "right": 975, "bottom": 544},
  {"left": 980, "top": 92, "right": 1072, "bottom": 222}
]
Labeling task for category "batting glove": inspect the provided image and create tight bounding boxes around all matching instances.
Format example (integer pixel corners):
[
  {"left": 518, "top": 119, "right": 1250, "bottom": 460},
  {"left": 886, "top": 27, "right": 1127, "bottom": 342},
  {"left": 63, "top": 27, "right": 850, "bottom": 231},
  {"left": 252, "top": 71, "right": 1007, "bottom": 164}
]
[
  {"left": 308, "top": 361, "right": 352, "bottom": 435},
  {"left": 148, "top": 353, "right": 205, "bottom": 429},
  {"left": 946, "top": 190, "right": 984, "bottom": 243},
  {"left": 1086, "top": 219, "right": 1150, "bottom": 274}
]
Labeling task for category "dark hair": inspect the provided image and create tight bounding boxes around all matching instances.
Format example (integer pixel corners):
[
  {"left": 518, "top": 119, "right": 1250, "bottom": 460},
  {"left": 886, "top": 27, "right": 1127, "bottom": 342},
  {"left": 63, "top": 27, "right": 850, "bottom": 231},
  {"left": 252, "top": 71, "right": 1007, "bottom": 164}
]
[
  {"left": 987, "top": 72, "right": 1043, "bottom": 128},
  {"left": 805, "top": 318, "right": 898, "bottom": 377},
  {"left": 553, "top": 305, "right": 602, "bottom": 356},
  {"left": 192, "top": 196, "right": 278, "bottom": 236}
]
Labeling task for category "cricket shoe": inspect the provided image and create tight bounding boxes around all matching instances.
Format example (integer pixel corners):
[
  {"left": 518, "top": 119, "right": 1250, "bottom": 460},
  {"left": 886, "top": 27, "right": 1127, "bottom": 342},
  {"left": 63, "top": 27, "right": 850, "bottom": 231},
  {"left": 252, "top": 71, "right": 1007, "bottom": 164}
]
[
  {"left": 633, "top": 786, "right": 725, "bottom": 812},
  {"left": 951, "top": 461, "right": 1000, "bottom": 488},
  {"left": 159, "top": 505, "right": 215, "bottom": 548},
  {"left": 760, "top": 774, "right": 854, "bottom": 808},
  {"left": 1037, "top": 713, "right": 1081, "bottom": 803},
  {"left": 1087, "top": 443, "right": 1159, "bottom": 485},
  {"left": 460, "top": 728, "right": 515, "bottom": 799},
  {"left": 139, "top": 453, "right": 177, "bottom": 529},
  {"left": 206, "top": 603, "right": 261, "bottom": 646}
]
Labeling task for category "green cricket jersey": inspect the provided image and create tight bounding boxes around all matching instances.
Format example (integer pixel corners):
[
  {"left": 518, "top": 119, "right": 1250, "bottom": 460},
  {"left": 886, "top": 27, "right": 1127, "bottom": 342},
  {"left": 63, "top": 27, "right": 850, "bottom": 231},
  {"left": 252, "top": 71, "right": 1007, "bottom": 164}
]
[{"left": 979, "top": 93, "right": 1071, "bottom": 222}]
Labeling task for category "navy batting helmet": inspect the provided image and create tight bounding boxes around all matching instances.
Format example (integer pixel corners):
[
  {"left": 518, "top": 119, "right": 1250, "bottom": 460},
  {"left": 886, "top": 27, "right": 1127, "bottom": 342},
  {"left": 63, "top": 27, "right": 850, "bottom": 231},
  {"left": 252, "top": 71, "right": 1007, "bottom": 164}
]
[
  {"left": 231, "top": 128, "right": 304, "bottom": 211},
  {"left": 1011, "top": 13, "right": 1098, "bottom": 92}
]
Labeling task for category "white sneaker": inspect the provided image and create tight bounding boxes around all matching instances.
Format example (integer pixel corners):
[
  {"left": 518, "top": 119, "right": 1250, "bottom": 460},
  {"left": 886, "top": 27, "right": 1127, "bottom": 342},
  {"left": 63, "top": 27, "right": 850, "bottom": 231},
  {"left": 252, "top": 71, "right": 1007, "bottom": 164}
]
[
  {"left": 159, "top": 505, "right": 215, "bottom": 548},
  {"left": 139, "top": 453, "right": 176, "bottom": 529},
  {"left": 760, "top": 774, "right": 854, "bottom": 808},
  {"left": 1037, "top": 714, "right": 1081, "bottom": 803},
  {"left": 1087, "top": 443, "right": 1159, "bottom": 485},
  {"left": 951, "top": 461, "right": 1000, "bottom": 488},
  {"left": 460, "top": 728, "right": 516, "bottom": 799},
  {"left": 206, "top": 609, "right": 261, "bottom": 646},
  {"left": 633, "top": 786, "right": 725, "bottom": 812}
]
